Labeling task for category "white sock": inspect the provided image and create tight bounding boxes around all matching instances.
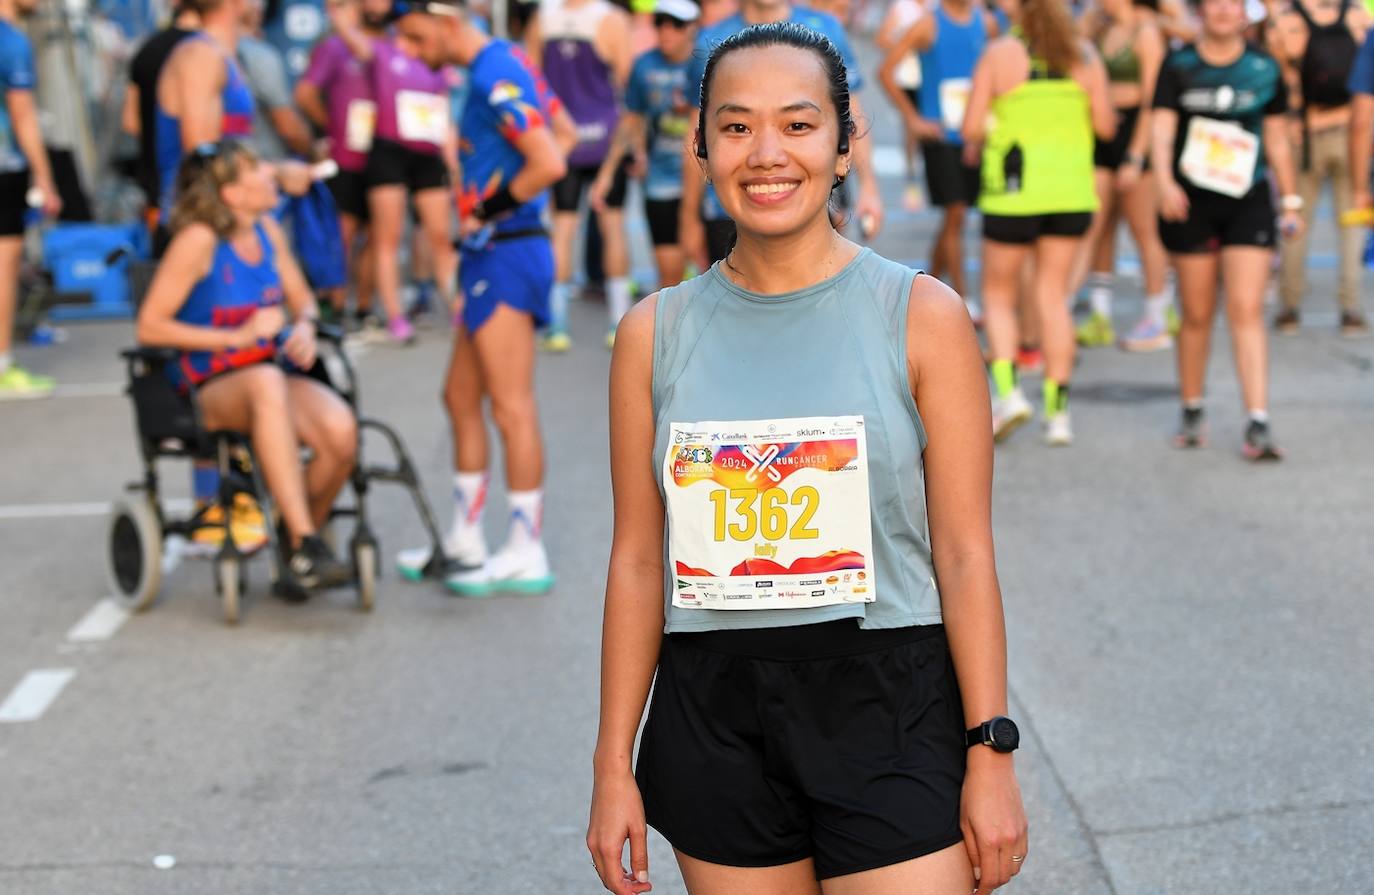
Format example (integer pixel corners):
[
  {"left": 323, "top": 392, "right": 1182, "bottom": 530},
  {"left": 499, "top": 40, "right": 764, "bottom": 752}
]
[
  {"left": 1249, "top": 409, "right": 1270, "bottom": 424},
  {"left": 1088, "top": 273, "right": 1113, "bottom": 318},
  {"left": 550, "top": 282, "right": 573, "bottom": 331},
  {"left": 0, "top": 352, "right": 11, "bottom": 374},
  {"left": 505, "top": 489, "right": 543, "bottom": 549},
  {"left": 1144, "top": 291, "right": 1172, "bottom": 327},
  {"left": 607, "top": 277, "right": 632, "bottom": 329},
  {"left": 452, "top": 471, "right": 488, "bottom": 534}
]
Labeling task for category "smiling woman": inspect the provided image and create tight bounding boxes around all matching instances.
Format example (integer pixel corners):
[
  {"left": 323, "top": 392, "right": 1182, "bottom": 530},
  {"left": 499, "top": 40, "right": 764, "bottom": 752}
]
[{"left": 590, "top": 21, "right": 1029, "bottom": 895}]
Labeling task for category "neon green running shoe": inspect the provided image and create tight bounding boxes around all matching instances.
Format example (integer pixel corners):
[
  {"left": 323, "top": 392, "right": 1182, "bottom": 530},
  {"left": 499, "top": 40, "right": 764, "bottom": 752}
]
[
  {"left": 1076, "top": 312, "right": 1115, "bottom": 348},
  {"left": 541, "top": 330, "right": 573, "bottom": 353},
  {"left": 1166, "top": 305, "right": 1180, "bottom": 337},
  {"left": 0, "top": 365, "right": 55, "bottom": 401}
]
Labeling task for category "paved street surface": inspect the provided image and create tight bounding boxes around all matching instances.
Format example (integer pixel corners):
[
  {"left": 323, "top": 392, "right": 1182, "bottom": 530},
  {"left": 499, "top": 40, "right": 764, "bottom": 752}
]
[{"left": 3, "top": 39, "right": 1373, "bottom": 895}]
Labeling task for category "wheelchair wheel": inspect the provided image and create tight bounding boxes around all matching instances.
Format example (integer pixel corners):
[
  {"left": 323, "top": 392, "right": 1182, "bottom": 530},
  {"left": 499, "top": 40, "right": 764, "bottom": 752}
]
[
  {"left": 107, "top": 495, "right": 163, "bottom": 612},
  {"left": 353, "top": 541, "right": 377, "bottom": 612},
  {"left": 216, "top": 556, "right": 243, "bottom": 625}
]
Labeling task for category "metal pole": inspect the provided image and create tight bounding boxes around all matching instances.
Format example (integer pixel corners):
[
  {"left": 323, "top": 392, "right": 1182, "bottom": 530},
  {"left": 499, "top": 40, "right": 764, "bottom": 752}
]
[{"left": 492, "top": 0, "right": 508, "bottom": 38}]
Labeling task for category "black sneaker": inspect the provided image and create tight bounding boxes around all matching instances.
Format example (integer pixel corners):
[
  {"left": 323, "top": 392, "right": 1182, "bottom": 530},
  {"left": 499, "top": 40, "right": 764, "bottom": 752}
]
[
  {"left": 1340, "top": 311, "right": 1369, "bottom": 338},
  {"left": 1174, "top": 406, "right": 1206, "bottom": 449},
  {"left": 1241, "top": 420, "right": 1283, "bottom": 462},
  {"left": 289, "top": 535, "right": 353, "bottom": 590},
  {"left": 1273, "top": 308, "right": 1300, "bottom": 335}
]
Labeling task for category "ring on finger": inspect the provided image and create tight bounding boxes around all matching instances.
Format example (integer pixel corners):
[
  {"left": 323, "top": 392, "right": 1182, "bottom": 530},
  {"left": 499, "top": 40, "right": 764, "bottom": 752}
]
[{"left": 1011, "top": 855, "right": 1025, "bottom": 863}]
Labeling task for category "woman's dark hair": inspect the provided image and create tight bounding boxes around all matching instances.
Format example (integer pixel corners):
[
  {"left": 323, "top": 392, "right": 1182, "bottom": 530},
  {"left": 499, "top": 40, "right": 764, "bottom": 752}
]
[{"left": 694, "top": 22, "right": 857, "bottom": 161}]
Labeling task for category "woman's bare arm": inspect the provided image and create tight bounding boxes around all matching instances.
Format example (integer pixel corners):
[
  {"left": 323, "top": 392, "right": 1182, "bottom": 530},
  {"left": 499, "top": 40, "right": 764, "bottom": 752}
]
[{"left": 136, "top": 224, "right": 242, "bottom": 350}]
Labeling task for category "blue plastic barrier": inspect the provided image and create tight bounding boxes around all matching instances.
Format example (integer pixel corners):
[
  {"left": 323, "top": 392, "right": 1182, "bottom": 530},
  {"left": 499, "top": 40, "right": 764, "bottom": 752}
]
[{"left": 43, "top": 222, "right": 149, "bottom": 321}]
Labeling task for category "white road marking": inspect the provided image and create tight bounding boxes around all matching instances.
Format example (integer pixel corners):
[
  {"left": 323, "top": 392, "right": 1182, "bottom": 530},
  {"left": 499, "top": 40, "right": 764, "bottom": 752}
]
[
  {"left": 0, "top": 669, "right": 77, "bottom": 723},
  {"left": 0, "top": 499, "right": 192, "bottom": 522},
  {"left": 52, "top": 382, "right": 125, "bottom": 399},
  {"left": 67, "top": 599, "right": 131, "bottom": 643}
]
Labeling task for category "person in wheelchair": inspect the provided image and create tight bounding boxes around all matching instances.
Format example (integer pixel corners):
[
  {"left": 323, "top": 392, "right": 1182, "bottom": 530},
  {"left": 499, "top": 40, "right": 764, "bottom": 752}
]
[{"left": 135, "top": 141, "right": 356, "bottom": 592}]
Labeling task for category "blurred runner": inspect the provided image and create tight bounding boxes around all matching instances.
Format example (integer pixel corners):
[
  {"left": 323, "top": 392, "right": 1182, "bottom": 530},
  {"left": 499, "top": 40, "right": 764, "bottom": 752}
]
[
  {"left": 297, "top": 0, "right": 379, "bottom": 325},
  {"left": 589, "top": 0, "right": 700, "bottom": 290},
  {"left": 1350, "top": 25, "right": 1374, "bottom": 225},
  {"left": 963, "top": 0, "right": 1114, "bottom": 446},
  {"left": 123, "top": 2, "right": 201, "bottom": 224},
  {"left": 1151, "top": 0, "right": 1301, "bottom": 459},
  {"left": 327, "top": 0, "right": 458, "bottom": 346},
  {"left": 1268, "top": 0, "right": 1369, "bottom": 335},
  {"left": 1071, "top": 0, "right": 1174, "bottom": 352},
  {"left": 237, "top": 0, "right": 315, "bottom": 159},
  {"left": 876, "top": 0, "right": 928, "bottom": 211},
  {"left": 392, "top": 0, "right": 568, "bottom": 595},
  {"left": 879, "top": 0, "right": 997, "bottom": 308},
  {"left": 0, "top": 0, "right": 58, "bottom": 400},
  {"left": 528, "top": 0, "right": 634, "bottom": 351}
]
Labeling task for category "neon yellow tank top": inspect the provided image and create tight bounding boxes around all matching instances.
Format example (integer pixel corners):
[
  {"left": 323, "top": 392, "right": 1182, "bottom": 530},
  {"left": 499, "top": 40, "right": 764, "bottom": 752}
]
[{"left": 979, "top": 58, "right": 1098, "bottom": 217}]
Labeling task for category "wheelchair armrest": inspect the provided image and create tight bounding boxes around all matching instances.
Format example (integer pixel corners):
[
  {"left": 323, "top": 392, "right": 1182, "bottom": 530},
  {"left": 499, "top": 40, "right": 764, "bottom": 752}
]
[{"left": 315, "top": 321, "right": 346, "bottom": 345}]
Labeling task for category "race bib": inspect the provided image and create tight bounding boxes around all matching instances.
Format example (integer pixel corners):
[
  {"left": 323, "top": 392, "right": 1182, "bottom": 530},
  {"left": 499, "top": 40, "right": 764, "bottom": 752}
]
[
  {"left": 665, "top": 416, "right": 876, "bottom": 611},
  {"left": 396, "top": 90, "right": 448, "bottom": 146},
  {"left": 345, "top": 100, "right": 376, "bottom": 153},
  {"left": 938, "top": 77, "right": 971, "bottom": 132},
  {"left": 1179, "top": 116, "right": 1258, "bottom": 198}
]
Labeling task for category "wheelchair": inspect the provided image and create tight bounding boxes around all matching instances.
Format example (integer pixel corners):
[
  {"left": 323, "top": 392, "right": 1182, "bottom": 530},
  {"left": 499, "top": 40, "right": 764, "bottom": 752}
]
[{"left": 106, "top": 320, "right": 454, "bottom": 624}]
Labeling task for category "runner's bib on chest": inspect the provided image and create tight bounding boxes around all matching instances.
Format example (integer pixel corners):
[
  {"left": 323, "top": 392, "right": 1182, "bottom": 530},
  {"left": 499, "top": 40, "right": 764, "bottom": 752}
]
[
  {"left": 664, "top": 416, "right": 876, "bottom": 611},
  {"left": 1179, "top": 116, "right": 1259, "bottom": 198},
  {"left": 345, "top": 99, "right": 376, "bottom": 152},
  {"left": 939, "top": 77, "right": 971, "bottom": 131},
  {"left": 396, "top": 90, "right": 448, "bottom": 145}
]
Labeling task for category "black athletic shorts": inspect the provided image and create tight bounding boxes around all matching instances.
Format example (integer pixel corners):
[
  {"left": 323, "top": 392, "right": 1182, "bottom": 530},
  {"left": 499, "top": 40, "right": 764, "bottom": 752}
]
[
  {"left": 704, "top": 217, "right": 735, "bottom": 264},
  {"left": 552, "top": 161, "right": 628, "bottom": 212},
  {"left": 1094, "top": 106, "right": 1148, "bottom": 171},
  {"left": 1158, "top": 180, "right": 1276, "bottom": 253},
  {"left": 0, "top": 169, "right": 30, "bottom": 237},
  {"left": 365, "top": 138, "right": 449, "bottom": 192},
  {"left": 983, "top": 211, "right": 1092, "bottom": 244},
  {"left": 328, "top": 167, "right": 370, "bottom": 220},
  {"left": 922, "top": 140, "right": 981, "bottom": 207},
  {"left": 637, "top": 620, "right": 966, "bottom": 880},
  {"left": 644, "top": 197, "right": 680, "bottom": 246}
]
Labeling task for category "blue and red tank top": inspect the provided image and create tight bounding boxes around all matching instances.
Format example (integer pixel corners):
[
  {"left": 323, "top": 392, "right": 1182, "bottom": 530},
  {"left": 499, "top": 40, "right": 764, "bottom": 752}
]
[
  {"left": 168, "top": 222, "right": 283, "bottom": 391},
  {"left": 155, "top": 33, "right": 256, "bottom": 217}
]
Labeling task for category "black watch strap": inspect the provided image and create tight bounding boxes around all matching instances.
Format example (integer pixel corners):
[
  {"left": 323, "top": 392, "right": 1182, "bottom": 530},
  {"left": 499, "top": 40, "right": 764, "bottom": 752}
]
[{"left": 965, "top": 716, "right": 1020, "bottom": 752}]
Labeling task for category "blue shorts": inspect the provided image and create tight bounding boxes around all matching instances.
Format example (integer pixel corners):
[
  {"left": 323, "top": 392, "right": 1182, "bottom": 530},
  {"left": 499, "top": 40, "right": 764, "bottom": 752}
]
[{"left": 457, "top": 234, "right": 554, "bottom": 333}]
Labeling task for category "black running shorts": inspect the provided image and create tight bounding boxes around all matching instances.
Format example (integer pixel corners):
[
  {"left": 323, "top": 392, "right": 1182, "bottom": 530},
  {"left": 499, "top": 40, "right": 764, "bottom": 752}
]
[
  {"left": 1158, "top": 180, "right": 1276, "bottom": 254},
  {"left": 636, "top": 620, "right": 966, "bottom": 880},
  {"left": 365, "top": 138, "right": 449, "bottom": 192},
  {"left": 1094, "top": 106, "right": 1147, "bottom": 171},
  {"left": 983, "top": 211, "right": 1092, "bottom": 244},
  {"left": 552, "top": 162, "right": 628, "bottom": 212},
  {"left": 922, "top": 140, "right": 981, "bottom": 207},
  {"left": 0, "top": 170, "right": 30, "bottom": 237},
  {"left": 327, "top": 167, "right": 370, "bottom": 221},
  {"left": 644, "top": 197, "right": 680, "bottom": 246}
]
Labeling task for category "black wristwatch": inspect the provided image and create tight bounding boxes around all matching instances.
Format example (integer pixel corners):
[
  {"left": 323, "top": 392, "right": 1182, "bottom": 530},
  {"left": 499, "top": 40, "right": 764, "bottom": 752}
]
[{"left": 966, "top": 716, "right": 1020, "bottom": 753}]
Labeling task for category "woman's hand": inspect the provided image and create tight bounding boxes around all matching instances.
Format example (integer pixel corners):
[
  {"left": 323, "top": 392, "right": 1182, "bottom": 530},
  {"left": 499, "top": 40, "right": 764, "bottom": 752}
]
[
  {"left": 1278, "top": 208, "right": 1305, "bottom": 241},
  {"left": 587, "top": 768, "right": 653, "bottom": 895},
  {"left": 282, "top": 317, "right": 318, "bottom": 369},
  {"left": 235, "top": 305, "right": 286, "bottom": 348},
  {"left": 960, "top": 751, "right": 1028, "bottom": 893},
  {"left": 1156, "top": 176, "right": 1189, "bottom": 222},
  {"left": 1115, "top": 158, "right": 1142, "bottom": 193},
  {"left": 905, "top": 112, "right": 944, "bottom": 143}
]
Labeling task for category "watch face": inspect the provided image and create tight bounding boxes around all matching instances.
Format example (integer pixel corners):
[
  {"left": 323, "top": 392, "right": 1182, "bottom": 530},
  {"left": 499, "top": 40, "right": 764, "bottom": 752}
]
[{"left": 990, "top": 718, "right": 1020, "bottom": 752}]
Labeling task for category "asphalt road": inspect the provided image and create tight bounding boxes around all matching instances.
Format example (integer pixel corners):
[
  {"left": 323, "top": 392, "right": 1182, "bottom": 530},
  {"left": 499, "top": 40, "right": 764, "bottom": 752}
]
[{"left": 2, "top": 38, "right": 1372, "bottom": 895}]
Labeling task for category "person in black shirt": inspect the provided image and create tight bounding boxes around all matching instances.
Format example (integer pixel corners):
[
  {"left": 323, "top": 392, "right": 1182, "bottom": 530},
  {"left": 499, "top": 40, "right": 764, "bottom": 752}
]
[
  {"left": 121, "top": 3, "right": 201, "bottom": 215},
  {"left": 1150, "top": 0, "right": 1302, "bottom": 460}
]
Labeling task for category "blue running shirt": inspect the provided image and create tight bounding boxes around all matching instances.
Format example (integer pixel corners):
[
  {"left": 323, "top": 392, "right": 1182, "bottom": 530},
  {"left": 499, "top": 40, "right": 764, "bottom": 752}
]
[
  {"left": 0, "top": 19, "right": 36, "bottom": 174},
  {"left": 457, "top": 39, "right": 563, "bottom": 235},
  {"left": 625, "top": 49, "right": 692, "bottom": 201}
]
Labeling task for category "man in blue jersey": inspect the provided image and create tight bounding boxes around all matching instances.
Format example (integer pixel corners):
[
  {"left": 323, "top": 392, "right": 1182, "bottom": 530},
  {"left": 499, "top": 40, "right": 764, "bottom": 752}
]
[
  {"left": 679, "top": 0, "right": 886, "bottom": 268},
  {"left": 391, "top": 0, "right": 571, "bottom": 596},
  {"left": 0, "top": 0, "right": 59, "bottom": 400}
]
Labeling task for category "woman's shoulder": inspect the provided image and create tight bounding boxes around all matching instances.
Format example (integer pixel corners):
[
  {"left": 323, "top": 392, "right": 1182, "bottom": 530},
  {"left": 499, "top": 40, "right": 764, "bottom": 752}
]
[{"left": 167, "top": 222, "right": 220, "bottom": 258}]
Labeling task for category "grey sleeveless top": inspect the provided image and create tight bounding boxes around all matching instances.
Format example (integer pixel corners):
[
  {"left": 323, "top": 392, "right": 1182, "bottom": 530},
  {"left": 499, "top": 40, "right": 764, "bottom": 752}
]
[{"left": 652, "top": 248, "right": 942, "bottom": 633}]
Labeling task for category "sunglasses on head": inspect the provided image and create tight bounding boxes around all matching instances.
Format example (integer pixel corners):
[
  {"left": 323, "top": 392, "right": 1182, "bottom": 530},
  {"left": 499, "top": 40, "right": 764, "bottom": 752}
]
[{"left": 653, "top": 12, "right": 692, "bottom": 27}]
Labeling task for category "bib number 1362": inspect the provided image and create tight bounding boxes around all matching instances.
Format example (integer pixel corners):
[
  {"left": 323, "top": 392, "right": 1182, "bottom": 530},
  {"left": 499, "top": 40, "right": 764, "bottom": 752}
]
[{"left": 708, "top": 486, "right": 820, "bottom": 542}]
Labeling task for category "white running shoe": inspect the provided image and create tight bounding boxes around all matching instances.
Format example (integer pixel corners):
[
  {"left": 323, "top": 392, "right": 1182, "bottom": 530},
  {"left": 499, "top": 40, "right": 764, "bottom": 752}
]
[
  {"left": 1044, "top": 411, "right": 1073, "bottom": 446},
  {"left": 396, "top": 524, "right": 488, "bottom": 582},
  {"left": 992, "top": 388, "right": 1034, "bottom": 443},
  {"left": 448, "top": 540, "right": 555, "bottom": 597}
]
